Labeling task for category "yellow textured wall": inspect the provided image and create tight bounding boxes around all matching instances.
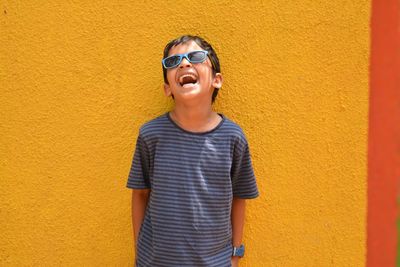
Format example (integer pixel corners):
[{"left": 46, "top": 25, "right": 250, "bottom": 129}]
[{"left": 0, "top": 1, "right": 370, "bottom": 266}]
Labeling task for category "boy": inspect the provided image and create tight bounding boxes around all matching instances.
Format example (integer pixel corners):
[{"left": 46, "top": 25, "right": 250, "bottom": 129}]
[{"left": 126, "top": 35, "right": 259, "bottom": 267}]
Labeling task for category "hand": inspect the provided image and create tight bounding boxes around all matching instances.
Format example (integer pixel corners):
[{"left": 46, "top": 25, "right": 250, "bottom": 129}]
[{"left": 231, "top": 256, "right": 240, "bottom": 267}]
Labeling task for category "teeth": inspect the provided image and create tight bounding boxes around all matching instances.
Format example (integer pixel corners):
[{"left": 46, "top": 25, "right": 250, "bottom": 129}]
[{"left": 178, "top": 74, "right": 197, "bottom": 84}]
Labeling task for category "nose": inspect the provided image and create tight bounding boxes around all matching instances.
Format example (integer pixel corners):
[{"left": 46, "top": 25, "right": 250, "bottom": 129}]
[{"left": 179, "top": 57, "right": 192, "bottom": 68}]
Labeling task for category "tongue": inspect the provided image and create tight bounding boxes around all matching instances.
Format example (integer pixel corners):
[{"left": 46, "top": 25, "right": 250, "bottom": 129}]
[{"left": 181, "top": 76, "right": 196, "bottom": 85}]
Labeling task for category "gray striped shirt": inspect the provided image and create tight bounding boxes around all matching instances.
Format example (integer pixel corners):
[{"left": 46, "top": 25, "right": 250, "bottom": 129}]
[{"left": 127, "top": 112, "right": 259, "bottom": 267}]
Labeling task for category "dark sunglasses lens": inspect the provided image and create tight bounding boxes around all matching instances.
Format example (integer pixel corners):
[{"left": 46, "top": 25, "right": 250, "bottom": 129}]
[
  {"left": 164, "top": 56, "right": 181, "bottom": 68},
  {"left": 188, "top": 51, "right": 207, "bottom": 62}
]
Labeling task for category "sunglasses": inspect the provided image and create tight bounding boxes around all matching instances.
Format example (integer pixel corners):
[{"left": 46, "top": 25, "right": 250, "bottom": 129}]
[{"left": 162, "top": 50, "right": 209, "bottom": 69}]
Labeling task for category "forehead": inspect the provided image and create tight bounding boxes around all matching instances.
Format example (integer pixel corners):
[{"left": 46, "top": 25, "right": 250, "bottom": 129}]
[{"left": 168, "top": 40, "right": 204, "bottom": 56}]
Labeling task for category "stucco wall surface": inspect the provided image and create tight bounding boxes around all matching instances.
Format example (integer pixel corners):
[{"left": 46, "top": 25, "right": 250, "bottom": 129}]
[{"left": 0, "top": 1, "right": 370, "bottom": 266}]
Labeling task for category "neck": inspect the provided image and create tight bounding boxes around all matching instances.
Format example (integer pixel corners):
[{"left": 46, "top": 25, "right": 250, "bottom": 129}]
[
  {"left": 170, "top": 100, "right": 220, "bottom": 132},
  {"left": 173, "top": 103, "right": 213, "bottom": 123}
]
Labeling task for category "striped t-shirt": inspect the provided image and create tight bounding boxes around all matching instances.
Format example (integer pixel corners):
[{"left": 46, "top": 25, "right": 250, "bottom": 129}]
[{"left": 126, "top": 112, "right": 259, "bottom": 267}]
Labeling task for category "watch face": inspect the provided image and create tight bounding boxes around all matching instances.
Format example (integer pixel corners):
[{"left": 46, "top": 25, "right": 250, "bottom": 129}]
[{"left": 233, "top": 245, "right": 245, "bottom": 257}]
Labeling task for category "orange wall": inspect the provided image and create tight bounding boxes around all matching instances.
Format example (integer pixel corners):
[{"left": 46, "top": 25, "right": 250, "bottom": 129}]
[{"left": 0, "top": 1, "right": 370, "bottom": 266}]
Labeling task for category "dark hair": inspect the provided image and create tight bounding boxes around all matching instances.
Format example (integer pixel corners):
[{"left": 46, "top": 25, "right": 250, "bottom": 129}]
[{"left": 162, "top": 35, "right": 221, "bottom": 103}]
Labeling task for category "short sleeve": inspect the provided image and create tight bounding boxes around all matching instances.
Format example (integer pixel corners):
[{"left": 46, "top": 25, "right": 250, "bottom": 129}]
[
  {"left": 126, "top": 134, "right": 151, "bottom": 189},
  {"left": 231, "top": 139, "right": 259, "bottom": 199}
]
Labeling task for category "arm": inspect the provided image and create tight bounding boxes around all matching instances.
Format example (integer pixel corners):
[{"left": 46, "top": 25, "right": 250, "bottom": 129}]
[
  {"left": 231, "top": 197, "right": 246, "bottom": 266},
  {"left": 132, "top": 189, "right": 151, "bottom": 248}
]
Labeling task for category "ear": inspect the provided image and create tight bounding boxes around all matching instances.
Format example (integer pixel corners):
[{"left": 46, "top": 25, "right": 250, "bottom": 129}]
[
  {"left": 164, "top": 83, "right": 172, "bottom": 97},
  {"left": 212, "top": 73, "right": 223, "bottom": 89}
]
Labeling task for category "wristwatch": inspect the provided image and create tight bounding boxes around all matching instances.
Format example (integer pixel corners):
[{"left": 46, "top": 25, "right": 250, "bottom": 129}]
[{"left": 232, "top": 244, "right": 245, "bottom": 257}]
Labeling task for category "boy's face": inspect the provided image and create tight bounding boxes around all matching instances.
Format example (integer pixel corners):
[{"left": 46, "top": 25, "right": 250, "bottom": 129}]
[{"left": 163, "top": 40, "right": 222, "bottom": 104}]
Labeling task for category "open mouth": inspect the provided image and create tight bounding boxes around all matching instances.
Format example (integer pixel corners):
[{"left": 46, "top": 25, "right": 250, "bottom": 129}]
[{"left": 178, "top": 73, "right": 198, "bottom": 87}]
